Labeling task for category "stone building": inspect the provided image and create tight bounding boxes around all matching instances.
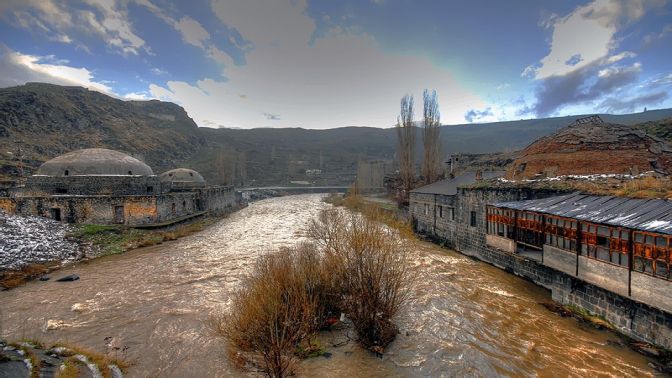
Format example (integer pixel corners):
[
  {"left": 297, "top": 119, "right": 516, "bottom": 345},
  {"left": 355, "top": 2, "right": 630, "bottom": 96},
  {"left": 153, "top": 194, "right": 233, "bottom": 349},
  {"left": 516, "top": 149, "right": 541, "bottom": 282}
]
[
  {"left": 410, "top": 170, "right": 504, "bottom": 246},
  {"left": 0, "top": 148, "right": 235, "bottom": 226},
  {"left": 410, "top": 181, "right": 672, "bottom": 350}
]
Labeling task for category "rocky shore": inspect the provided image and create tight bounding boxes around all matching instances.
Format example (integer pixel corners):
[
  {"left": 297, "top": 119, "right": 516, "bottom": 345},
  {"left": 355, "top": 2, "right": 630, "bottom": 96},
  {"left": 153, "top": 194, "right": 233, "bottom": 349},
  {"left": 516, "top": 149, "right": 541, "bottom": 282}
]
[
  {"left": 0, "top": 210, "right": 82, "bottom": 271},
  {"left": 0, "top": 339, "right": 125, "bottom": 378}
]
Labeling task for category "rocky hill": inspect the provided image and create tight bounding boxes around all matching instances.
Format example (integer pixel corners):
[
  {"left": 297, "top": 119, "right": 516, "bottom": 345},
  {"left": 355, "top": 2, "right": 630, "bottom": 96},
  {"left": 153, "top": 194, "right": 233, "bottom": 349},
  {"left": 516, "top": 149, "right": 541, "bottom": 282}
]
[
  {"left": 507, "top": 121, "right": 672, "bottom": 179},
  {"left": 0, "top": 83, "right": 205, "bottom": 181},
  {"left": 2, "top": 83, "right": 672, "bottom": 186}
]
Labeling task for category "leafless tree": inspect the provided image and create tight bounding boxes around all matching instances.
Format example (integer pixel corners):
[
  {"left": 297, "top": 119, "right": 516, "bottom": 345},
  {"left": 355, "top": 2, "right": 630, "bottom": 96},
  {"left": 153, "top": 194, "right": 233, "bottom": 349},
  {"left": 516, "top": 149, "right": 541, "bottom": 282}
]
[
  {"left": 237, "top": 151, "right": 247, "bottom": 186},
  {"left": 396, "top": 95, "right": 415, "bottom": 202},
  {"left": 421, "top": 89, "right": 441, "bottom": 184},
  {"left": 216, "top": 245, "right": 325, "bottom": 377},
  {"left": 214, "top": 147, "right": 236, "bottom": 185},
  {"left": 308, "top": 209, "right": 414, "bottom": 351}
]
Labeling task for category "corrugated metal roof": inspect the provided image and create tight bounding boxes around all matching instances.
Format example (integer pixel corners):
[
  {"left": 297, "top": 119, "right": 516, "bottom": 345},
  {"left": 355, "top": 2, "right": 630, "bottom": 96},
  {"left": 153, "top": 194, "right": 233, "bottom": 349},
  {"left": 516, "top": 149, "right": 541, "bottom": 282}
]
[
  {"left": 410, "top": 171, "right": 505, "bottom": 196},
  {"left": 493, "top": 193, "right": 672, "bottom": 235}
]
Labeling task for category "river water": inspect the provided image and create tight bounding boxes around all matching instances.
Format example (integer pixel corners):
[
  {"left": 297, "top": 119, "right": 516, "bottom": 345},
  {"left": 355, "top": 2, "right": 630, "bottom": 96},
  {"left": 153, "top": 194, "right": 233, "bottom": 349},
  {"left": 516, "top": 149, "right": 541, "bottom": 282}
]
[{"left": 0, "top": 194, "right": 660, "bottom": 377}]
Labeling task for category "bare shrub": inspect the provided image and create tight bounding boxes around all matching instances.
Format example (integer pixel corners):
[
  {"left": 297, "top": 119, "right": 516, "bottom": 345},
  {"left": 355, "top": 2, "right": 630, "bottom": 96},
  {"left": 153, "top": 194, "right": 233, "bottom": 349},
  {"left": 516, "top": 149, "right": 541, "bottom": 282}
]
[
  {"left": 216, "top": 245, "right": 326, "bottom": 377},
  {"left": 309, "top": 209, "right": 414, "bottom": 351},
  {"left": 219, "top": 209, "right": 413, "bottom": 376}
]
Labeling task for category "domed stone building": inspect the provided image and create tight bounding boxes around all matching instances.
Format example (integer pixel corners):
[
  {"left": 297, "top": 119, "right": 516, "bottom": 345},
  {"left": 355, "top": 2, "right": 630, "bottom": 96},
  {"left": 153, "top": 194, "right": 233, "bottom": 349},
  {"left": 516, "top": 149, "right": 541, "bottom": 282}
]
[
  {"left": 160, "top": 168, "right": 206, "bottom": 191},
  {"left": 27, "top": 148, "right": 160, "bottom": 196},
  {"left": 1, "top": 148, "right": 235, "bottom": 225},
  {"left": 507, "top": 122, "right": 672, "bottom": 180}
]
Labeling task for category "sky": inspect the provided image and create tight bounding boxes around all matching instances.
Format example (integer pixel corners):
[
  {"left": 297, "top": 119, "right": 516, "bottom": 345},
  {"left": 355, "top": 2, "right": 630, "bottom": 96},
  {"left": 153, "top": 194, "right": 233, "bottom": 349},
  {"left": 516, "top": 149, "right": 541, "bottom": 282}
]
[{"left": 0, "top": 0, "right": 671, "bottom": 129}]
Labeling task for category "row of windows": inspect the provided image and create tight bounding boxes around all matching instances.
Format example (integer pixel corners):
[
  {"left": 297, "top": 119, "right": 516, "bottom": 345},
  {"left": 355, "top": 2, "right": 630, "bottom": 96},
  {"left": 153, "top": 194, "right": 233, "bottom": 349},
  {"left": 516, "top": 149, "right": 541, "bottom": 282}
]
[
  {"left": 486, "top": 206, "right": 672, "bottom": 281},
  {"left": 419, "top": 203, "right": 455, "bottom": 220},
  {"left": 633, "top": 232, "right": 671, "bottom": 279}
]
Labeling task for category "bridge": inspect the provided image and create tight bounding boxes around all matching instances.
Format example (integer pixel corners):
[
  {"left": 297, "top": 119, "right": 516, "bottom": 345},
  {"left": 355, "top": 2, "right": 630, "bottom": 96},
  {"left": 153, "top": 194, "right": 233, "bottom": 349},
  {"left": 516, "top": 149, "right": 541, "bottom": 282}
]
[{"left": 237, "top": 186, "right": 350, "bottom": 194}]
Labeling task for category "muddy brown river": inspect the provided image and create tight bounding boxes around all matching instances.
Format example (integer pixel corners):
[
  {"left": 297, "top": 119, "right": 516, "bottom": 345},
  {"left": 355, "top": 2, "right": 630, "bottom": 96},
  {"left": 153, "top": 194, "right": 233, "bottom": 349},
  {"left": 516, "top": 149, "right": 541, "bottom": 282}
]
[{"left": 0, "top": 195, "right": 661, "bottom": 377}]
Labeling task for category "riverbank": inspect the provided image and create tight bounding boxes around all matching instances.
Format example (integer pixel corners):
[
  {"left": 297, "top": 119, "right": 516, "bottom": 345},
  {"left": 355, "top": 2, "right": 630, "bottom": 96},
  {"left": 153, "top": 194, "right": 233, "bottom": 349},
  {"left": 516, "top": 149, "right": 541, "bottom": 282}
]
[
  {"left": 0, "top": 338, "right": 126, "bottom": 378},
  {"left": 0, "top": 212, "right": 228, "bottom": 290},
  {"left": 0, "top": 195, "right": 662, "bottom": 376},
  {"left": 330, "top": 193, "right": 672, "bottom": 373}
]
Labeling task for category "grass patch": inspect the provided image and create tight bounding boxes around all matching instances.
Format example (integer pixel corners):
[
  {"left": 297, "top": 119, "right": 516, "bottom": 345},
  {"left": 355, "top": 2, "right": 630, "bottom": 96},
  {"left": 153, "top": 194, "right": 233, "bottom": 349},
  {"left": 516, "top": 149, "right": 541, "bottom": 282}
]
[
  {"left": 71, "top": 218, "right": 215, "bottom": 256},
  {"left": 57, "top": 359, "right": 81, "bottom": 378},
  {"left": 324, "top": 193, "right": 415, "bottom": 239},
  {"left": 51, "top": 343, "right": 129, "bottom": 378}
]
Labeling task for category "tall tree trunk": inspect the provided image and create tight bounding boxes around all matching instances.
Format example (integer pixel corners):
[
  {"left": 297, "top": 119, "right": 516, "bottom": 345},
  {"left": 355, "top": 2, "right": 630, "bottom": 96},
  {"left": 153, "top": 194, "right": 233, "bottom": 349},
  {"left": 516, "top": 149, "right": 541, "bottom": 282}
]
[
  {"left": 421, "top": 89, "right": 441, "bottom": 185},
  {"left": 396, "top": 95, "right": 415, "bottom": 203}
]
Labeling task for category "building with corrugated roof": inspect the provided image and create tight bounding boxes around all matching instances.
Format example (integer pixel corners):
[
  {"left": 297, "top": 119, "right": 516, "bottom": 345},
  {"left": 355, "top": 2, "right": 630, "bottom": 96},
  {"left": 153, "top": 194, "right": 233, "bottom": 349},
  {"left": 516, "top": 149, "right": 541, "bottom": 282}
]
[{"left": 410, "top": 176, "right": 672, "bottom": 350}]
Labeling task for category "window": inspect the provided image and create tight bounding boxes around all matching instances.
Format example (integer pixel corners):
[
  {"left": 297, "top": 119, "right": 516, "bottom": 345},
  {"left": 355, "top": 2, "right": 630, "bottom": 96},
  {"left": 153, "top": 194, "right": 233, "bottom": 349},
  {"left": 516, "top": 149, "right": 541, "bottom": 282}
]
[
  {"left": 486, "top": 206, "right": 514, "bottom": 238},
  {"left": 128, "top": 170, "right": 133, "bottom": 175},
  {"left": 451, "top": 208, "right": 455, "bottom": 221},
  {"left": 515, "top": 211, "right": 544, "bottom": 249},
  {"left": 64, "top": 170, "right": 69, "bottom": 176},
  {"left": 55, "top": 188, "right": 68, "bottom": 194},
  {"left": 146, "top": 186, "right": 153, "bottom": 194},
  {"left": 581, "top": 222, "right": 629, "bottom": 266},
  {"left": 438, "top": 206, "right": 443, "bottom": 218},
  {"left": 470, "top": 211, "right": 477, "bottom": 227},
  {"left": 545, "top": 216, "right": 577, "bottom": 252},
  {"left": 633, "top": 231, "right": 670, "bottom": 280}
]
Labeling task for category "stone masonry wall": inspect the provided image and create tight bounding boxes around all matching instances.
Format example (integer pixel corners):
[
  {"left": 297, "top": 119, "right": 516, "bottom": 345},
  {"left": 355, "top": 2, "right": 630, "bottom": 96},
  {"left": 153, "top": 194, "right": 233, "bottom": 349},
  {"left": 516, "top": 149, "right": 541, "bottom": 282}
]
[
  {"left": 410, "top": 192, "right": 457, "bottom": 247},
  {"left": 413, "top": 186, "right": 672, "bottom": 350},
  {"left": 23, "top": 175, "right": 163, "bottom": 196}
]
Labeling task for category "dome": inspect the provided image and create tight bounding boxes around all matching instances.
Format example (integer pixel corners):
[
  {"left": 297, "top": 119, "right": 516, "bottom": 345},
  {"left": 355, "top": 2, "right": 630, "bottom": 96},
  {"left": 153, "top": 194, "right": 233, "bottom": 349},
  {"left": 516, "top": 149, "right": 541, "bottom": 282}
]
[
  {"left": 160, "top": 168, "right": 206, "bottom": 188},
  {"left": 35, "top": 148, "right": 154, "bottom": 176}
]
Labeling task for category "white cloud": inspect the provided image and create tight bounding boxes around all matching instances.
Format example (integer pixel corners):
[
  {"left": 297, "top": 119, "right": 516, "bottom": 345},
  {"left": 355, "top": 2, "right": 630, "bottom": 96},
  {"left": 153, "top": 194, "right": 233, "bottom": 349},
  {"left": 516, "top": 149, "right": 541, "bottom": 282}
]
[
  {"left": 1, "top": 0, "right": 148, "bottom": 55},
  {"left": 210, "top": 0, "right": 315, "bottom": 48},
  {"left": 124, "top": 91, "right": 151, "bottom": 100},
  {"left": 150, "top": 27, "right": 485, "bottom": 128},
  {"left": 526, "top": 0, "right": 662, "bottom": 79},
  {"left": 175, "top": 16, "right": 210, "bottom": 48},
  {"left": 139, "top": 1, "right": 236, "bottom": 66},
  {"left": 0, "top": 46, "right": 112, "bottom": 93}
]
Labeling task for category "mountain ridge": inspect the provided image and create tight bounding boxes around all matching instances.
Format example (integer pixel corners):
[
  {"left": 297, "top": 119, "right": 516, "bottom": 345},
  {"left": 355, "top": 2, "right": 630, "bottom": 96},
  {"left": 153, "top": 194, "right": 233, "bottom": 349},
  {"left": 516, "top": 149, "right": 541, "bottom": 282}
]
[{"left": 1, "top": 83, "right": 671, "bottom": 186}]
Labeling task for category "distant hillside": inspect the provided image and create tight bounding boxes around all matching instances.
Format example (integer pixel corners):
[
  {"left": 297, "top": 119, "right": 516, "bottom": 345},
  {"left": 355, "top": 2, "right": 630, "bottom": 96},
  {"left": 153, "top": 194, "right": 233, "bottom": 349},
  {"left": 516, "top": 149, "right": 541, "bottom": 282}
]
[
  {"left": 0, "top": 83, "right": 204, "bottom": 180},
  {"left": 1, "top": 83, "right": 672, "bottom": 186}
]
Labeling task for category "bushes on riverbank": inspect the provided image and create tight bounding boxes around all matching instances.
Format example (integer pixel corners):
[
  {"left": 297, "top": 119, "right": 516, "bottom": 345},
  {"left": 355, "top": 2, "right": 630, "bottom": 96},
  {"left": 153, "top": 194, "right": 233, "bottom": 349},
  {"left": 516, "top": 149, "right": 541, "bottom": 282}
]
[{"left": 217, "top": 208, "right": 413, "bottom": 377}]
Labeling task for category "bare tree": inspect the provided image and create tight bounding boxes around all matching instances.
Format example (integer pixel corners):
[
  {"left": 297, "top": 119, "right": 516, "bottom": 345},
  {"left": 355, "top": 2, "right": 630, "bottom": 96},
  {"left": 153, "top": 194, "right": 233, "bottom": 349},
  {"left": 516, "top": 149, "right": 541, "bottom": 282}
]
[
  {"left": 214, "top": 147, "right": 236, "bottom": 185},
  {"left": 308, "top": 209, "right": 414, "bottom": 352},
  {"left": 237, "top": 151, "right": 247, "bottom": 187},
  {"left": 421, "top": 89, "right": 441, "bottom": 184},
  {"left": 396, "top": 95, "right": 415, "bottom": 203},
  {"left": 216, "top": 245, "right": 324, "bottom": 377}
]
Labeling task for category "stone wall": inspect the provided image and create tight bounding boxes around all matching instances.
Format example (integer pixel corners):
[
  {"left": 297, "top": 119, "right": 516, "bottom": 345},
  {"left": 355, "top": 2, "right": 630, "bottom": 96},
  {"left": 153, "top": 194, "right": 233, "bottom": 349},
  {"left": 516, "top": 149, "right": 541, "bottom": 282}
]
[
  {"left": 409, "top": 192, "right": 457, "bottom": 247},
  {"left": 23, "top": 175, "right": 163, "bottom": 196},
  {"left": 9, "top": 195, "right": 158, "bottom": 225},
  {"left": 410, "top": 186, "right": 672, "bottom": 350},
  {"left": 1, "top": 185, "right": 236, "bottom": 226}
]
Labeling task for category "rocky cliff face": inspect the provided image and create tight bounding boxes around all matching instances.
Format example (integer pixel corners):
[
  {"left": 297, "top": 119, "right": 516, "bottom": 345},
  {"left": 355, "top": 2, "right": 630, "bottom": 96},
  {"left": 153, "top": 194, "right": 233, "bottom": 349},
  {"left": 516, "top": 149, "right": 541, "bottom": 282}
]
[
  {"left": 507, "top": 122, "right": 672, "bottom": 179},
  {"left": 0, "top": 83, "right": 205, "bottom": 180}
]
